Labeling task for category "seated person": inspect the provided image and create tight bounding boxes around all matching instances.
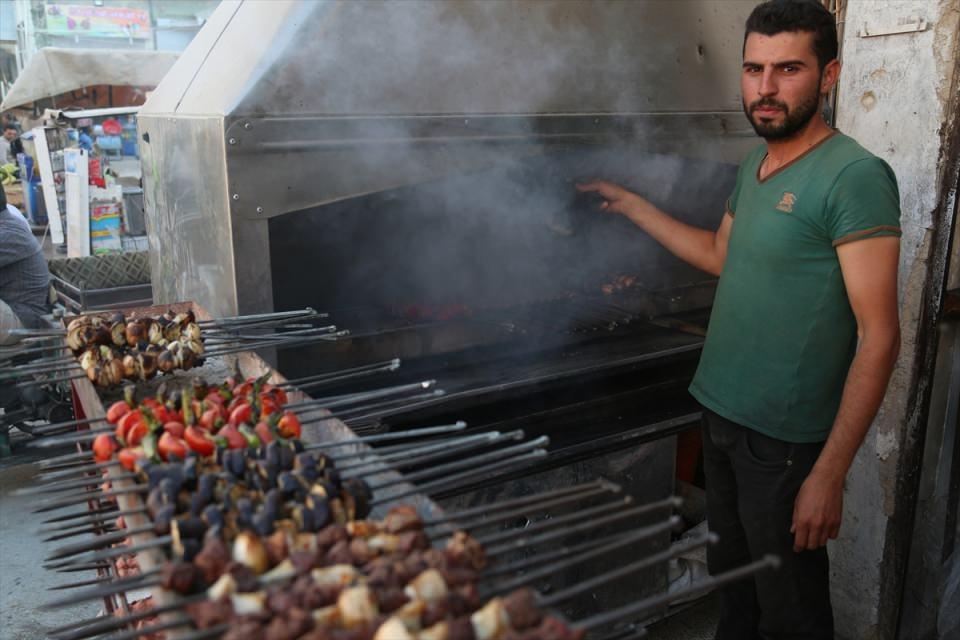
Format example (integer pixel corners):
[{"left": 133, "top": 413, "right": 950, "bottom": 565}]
[{"left": 0, "top": 183, "right": 51, "bottom": 344}]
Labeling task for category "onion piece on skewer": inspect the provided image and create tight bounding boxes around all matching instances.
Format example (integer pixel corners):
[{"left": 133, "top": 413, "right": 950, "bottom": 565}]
[
  {"left": 374, "top": 617, "right": 415, "bottom": 640},
  {"left": 338, "top": 585, "right": 378, "bottom": 629}
]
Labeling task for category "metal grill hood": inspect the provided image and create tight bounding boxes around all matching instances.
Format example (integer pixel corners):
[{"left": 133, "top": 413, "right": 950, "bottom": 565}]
[
  {"left": 139, "top": 0, "right": 756, "bottom": 317},
  {"left": 143, "top": 0, "right": 753, "bottom": 118}
]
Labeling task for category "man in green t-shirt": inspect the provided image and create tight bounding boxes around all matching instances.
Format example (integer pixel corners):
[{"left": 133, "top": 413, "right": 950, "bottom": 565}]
[{"left": 579, "top": 1, "right": 900, "bottom": 638}]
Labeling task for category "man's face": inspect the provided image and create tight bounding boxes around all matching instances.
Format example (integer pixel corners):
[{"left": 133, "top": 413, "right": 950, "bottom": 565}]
[
  {"left": 741, "top": 31, "right": 837, "bottom": 140},
  {"left": 2, "top": 129, "right": 15, "bottom": 142}
]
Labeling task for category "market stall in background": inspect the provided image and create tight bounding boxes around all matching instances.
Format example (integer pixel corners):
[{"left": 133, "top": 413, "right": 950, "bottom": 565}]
[
  {"left": 0, "top": 48, "right": 175, "bottom": 313},
  {"left": 0, "top": 47, "right": 175, "bottom": 250}
]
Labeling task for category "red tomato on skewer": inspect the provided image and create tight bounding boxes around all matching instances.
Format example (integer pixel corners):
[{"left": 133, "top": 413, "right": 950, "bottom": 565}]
[
  {"left": 118, "top": 447, "right": 145, "bottom": 471},
  {"left": 163, "top": 421, "right": 186, "bottom": 439},
  {"left": 277, "top": 411, "right": 302, "bottom": 439},
  {"left": 158, "top": 432, "right": 188, "bottom": 461},
  {"left": 259, "top": 395, "right": 279, "bottom": 418},
  {"left": 254, "top": 422, "right": 274, "bottom": 445},
  {"left": 106, "top": 401, "right": 130, "bottom": 424},
  {"left": 218, "top": 424, "right": 247, "bottom": 450},
  {"left": 92, "top": 434, "right": 118, "bottom": 462},
  {"left": 126, "top": 421, "right": 149, "bottom": 447},
  {"left": 184, "top": 426, "right": 216, "bottom": 456},
  {"left": 199, "top": 408, "right": 221, "bottom": 432},
  {"left": 115, "top": 410, "right": 142, "bottom": 443},
  {"left": 229, "top": 403, "right": 252, "bottom": 427}
]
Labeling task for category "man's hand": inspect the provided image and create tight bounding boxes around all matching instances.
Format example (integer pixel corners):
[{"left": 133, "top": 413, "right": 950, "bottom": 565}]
[
  {"left": 789, "top": 236, "right": 900, "bottom": 552},
  {"left": 790, "top": 469, "right": 844, "bottom": 552},
  {"left": 575, "top": 180, "right": 733, "bottom": 276},
  {"left": 575, "top": 181, "right": 648, "bottom": 218}
]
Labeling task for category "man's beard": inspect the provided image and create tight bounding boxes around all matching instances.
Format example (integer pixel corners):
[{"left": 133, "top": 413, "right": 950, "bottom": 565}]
[{"left": 744, "top": 87, "right": 822, "bottom": 141}]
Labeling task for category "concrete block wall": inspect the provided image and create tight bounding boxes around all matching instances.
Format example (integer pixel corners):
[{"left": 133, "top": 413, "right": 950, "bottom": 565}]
[{"left": 832, "top": 1, "right": 959, "bottom": 638}]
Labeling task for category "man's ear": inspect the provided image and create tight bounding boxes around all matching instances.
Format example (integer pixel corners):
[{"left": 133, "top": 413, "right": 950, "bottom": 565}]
[{"left": 821, "top": 58, "right": 841, "bottom": 96}]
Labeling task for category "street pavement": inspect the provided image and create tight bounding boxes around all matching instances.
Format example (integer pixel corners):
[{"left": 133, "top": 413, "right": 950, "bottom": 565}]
[{"left": 0, "top": 430, "right": 100, "bottom": 640}]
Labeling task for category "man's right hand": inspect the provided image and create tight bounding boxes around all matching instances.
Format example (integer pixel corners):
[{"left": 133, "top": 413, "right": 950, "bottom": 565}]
[
  {"left": 575, "top": 180, "right": 649, "bottom": 218},
  {"left": 577, "top": 180, "right": 732, "bottom": 277}
]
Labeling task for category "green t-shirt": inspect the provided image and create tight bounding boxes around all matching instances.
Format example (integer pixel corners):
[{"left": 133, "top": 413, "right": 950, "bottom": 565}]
[{"left": 689, "top": 132, "right": 901, "bottom": 443}]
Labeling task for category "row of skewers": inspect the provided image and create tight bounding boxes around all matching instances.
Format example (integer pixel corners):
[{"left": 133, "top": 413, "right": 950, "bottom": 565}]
[
  {"left": 28, "top": 378, "right": 567, "bottom": 639},
  {"left": 29, "top": 375, "right": 779, "bottom": 640},
  {"left": 1, "top": 307, "right": 346, "bottom": 391},
  {"left": 22, "top": 305, "right": 779, "bottom": 639}
]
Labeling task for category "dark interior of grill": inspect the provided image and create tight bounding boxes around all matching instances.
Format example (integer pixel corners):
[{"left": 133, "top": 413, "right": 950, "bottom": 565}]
[
  {"left": 266, "top": 146, "right": 729, "bottom": 466},
  {"left": 262, "top": 147, "right": 737, "bottom": 618},
  {"left": 267, "top": 147, "right": 734, "bottom": 432}
]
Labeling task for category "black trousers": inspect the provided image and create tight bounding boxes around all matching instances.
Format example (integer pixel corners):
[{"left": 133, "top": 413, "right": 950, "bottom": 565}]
[{"left": 701, "top": 407, "right": 834, "bottom": 640}]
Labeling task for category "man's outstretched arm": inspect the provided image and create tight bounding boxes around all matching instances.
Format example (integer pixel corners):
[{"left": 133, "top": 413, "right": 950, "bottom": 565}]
[
  {"left": 791, "top": 235, "right": 901, "bottom": 551},
  {"left": 576, "top": 181, "right": 733, "bottom": 276}
]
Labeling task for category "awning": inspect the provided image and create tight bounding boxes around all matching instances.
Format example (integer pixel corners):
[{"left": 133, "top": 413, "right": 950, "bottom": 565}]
[{"left": 1, "top": 47, "right": 178, "bottom": 111}]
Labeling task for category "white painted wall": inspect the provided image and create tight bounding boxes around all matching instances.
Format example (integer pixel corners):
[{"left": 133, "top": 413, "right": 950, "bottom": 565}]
[{"left": 833, "top": 1, "right": 959, "bottom": 638}]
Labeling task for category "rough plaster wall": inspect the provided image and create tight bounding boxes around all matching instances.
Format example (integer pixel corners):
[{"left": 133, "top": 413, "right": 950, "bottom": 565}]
[{"left": 832, "top": 1, "right": 959, "bottom": 639}]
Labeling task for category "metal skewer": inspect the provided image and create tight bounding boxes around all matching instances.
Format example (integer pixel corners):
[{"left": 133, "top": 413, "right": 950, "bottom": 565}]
[
  {"left": 370, "top": 449, "right": 547, "bottom": 506},
  {"left": 44, "top": 535, "right": 172, "bottom": 570},
  {"left": 338, "top": 430, "right": 522, "bottom": 476},
  {"left": 475, "top": 497, "right": 633, "bottom": 547},
  {"left": 279, "top": 358, "right": 400, "bottom": 390},
  {"left": 429, "top": 481, "right": 617, "bottom": 538},
  {"left": 40, "top": 504, "right": 119, "bottom": 525},
  {"left": 46, "top": 523, "right": 160, "bottom": 560},
  {"left": 38, "top": 450, "right": 99, "bottom": 468},
  {"left": 485, "top": 498, "right": 683, "bottom": 557},
  {"left": 33, "top": 486, "right": 147, "bottom": 514},
  {"left": 41, "top": 569, "right": 163, "bottom": 608},
  {"left": 95, "top": 616, "right": 194, "bottom": 640},
  {"left": 42, "top": 522, "right": 120, "bottom": 542},
  {"left": 335, "top": 390, "right": 447, "bottom": 422},
  {"left": 426, "top": 479, "right": 618, "bottom": 526},
  {"left": 480, "top": 527, "right": 638, "bottom": 580},
  {"left": 537, "top": 533, "right": 718, "bottom": 607},
  {"left": 17, "top": 471, "right": 138, "bottom": 496},
  {"left": 367, "top": 437, "right": 549, "bottom": 491},
  {"left": 38, "top": 506, "right": 145, "bottom": 534},
  {"left": 489, "top": 523, "right": 703, "bottom": 598},
  {"left": 46, "top": 593, "right": 208, "bottom": 640},
  {"left": 286, "top": 379, "right": 437, "bottom": 411},
  {"left": 573, "top": 555, "right": 781, "bottom": 632},
  {"left": 15, "top": 371, "right": 88, "bottom": 389}
]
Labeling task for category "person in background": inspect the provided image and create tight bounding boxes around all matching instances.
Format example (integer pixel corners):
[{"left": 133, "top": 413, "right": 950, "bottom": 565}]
[
  {"left": 0, "top": 182, "right": 51, "bottom": 344},
  {"left": 578, "top": 1, "right": 900, "bottom": 638},
  {"left": 1, "top": 124, "right": 25, "bottom": 164},
  {"left": 77, "top": 127, "right": 94, "bottom": 153}
]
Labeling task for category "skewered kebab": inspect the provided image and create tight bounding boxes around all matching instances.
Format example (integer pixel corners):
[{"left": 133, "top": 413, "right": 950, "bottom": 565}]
[
  {"left": 27, "top": 358, "right": 401, "bottom": 442},
  {"left": 57, "top": 504, "right": 536, "bottom": 640},
  {"left": 4, "top": 308, "right": 332, "bottom": 388},
  {"left": 42, "top": 480, "right": 620, "bottom": 626},
  {"left": 41, "top": 442, "right": 684, "bottom": 637},
  {"left": 30, "top": 370, "right": 712, "bottom": 638},
  {"left": 31, "top": 375, "right": 441, "bottom": 451}
]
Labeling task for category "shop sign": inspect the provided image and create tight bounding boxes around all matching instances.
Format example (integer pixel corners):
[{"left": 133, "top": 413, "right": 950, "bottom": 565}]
[{"left": 45, "top": 4, "right": 151, "bottom": 39}]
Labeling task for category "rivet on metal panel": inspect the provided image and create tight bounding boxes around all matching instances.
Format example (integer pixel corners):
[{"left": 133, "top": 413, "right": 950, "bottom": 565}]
[
  {"left": 232, "top": 194, "right": 240, "bottom": 200},
  {"left": 256, "top": 207, "right": 264, "bottom": 214},
  {"left": 229, "top": 138, "right": 238, "bottom": 145},
  {"left": 243, "top": 122, "right": 252, "bottom": 130},
  {"left": 464, "top": 119, "right": 469, "bottom": 125}
]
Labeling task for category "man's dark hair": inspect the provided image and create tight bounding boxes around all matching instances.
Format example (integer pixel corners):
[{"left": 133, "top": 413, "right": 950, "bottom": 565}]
[
  {"left": 745, "top": 0, "right": 838, "bottom": 70},
  {"left": 3, "top": 124, "right": 17, "bottom": 132}
]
